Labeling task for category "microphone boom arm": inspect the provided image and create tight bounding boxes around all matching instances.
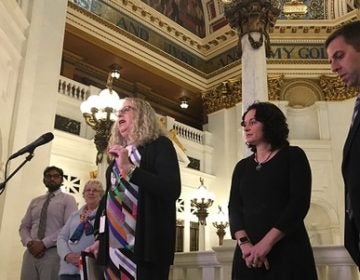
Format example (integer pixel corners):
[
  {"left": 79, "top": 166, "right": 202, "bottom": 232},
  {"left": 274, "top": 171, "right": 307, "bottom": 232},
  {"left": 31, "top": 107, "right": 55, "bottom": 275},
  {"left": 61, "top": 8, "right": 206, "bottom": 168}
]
[{"left": 0, "top": 153, "right": 34, "bottom": 194}]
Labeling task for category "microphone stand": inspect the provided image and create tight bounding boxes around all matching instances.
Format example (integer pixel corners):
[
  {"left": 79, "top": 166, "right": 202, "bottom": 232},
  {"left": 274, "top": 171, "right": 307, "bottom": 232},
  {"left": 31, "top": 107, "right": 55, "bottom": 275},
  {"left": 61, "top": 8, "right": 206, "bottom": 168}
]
[{"left": 0, "top": 152, "right": 34, "bottom": 194}]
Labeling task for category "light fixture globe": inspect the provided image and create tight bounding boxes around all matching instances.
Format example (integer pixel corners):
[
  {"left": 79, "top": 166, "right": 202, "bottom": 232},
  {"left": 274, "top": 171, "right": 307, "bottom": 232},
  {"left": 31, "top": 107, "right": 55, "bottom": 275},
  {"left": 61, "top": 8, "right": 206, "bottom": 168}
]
[
  {"left": 111, "top": 69, "right": 120, "bottom": 79},
  {"left": 180, "top": 100, "right": 189, "bottom": 109},
  {"left": 179, "top": 96, "right": 190, "bottom": 109}
]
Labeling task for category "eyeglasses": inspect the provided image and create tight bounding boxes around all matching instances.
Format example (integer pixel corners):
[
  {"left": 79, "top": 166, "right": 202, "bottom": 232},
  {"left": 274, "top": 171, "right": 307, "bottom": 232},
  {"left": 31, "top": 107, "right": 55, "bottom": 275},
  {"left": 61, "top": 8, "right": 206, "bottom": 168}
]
[
  {"left": 84, "top": 188, "right": 100, "bottom": 193},
  {"left": 118, "top": 106, "right": 135, "bottom": 115},
  {"left": 44, "top": 174, "right": 62, "bottom": 179},
  {"left": 240, "top": 119, "right": 258, "bottom": 127}
]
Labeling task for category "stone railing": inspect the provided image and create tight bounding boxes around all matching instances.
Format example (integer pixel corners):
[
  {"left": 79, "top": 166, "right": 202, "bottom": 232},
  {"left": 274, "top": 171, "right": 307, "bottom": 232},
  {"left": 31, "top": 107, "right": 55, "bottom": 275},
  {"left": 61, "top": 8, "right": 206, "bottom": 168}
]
[
  {"left": 170, "top": 241, "right": 360, "bottom": 280},
  {"left": 58, "top": 76, "right": 90, "bottom": 101},
  {"left": 170, "top": 251, "right": 223, "bottom": 280},
  {"left": 173, "top": 121, "right": 204, "bottom": 144},
  {"left": 314, "top": 245, "right": 360, "bottom": 280}
]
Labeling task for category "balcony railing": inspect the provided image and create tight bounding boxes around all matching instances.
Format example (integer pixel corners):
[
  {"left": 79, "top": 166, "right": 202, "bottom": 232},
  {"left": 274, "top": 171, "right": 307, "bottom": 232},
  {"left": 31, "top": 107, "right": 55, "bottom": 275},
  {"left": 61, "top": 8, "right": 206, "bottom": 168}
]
[
  {"left": 173, "top": 121, "right": 204, "bottom": 144},
  {"left": 170, "top": 241, "right": 360, "bottom": 280},
  {"left": 58, "top": 76, "right": 89, "bottom": 101}
]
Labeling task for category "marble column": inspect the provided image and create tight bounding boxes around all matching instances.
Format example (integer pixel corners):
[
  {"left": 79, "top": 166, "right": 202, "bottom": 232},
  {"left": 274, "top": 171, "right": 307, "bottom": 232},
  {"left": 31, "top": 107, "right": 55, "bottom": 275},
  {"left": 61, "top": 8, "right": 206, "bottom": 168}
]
[
  {"left": 223, "top": 0, "right": 280, "bottom": 109},
  {"left": 0, "top": 0, "right": 68, "bottom": 279}
]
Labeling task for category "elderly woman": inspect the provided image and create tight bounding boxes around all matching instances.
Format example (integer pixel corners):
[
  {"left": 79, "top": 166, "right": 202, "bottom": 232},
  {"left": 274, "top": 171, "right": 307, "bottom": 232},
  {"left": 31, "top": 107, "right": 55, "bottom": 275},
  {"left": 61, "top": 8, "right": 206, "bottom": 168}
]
[
  {"left": 228, "top": 102, "right": 317, "bottom": 279},
  {"left": 87, "top": 97, "right": 181, "bottom": 280},
  {"left": 57, "top": 180, "right": 104, "bottom": 280}
]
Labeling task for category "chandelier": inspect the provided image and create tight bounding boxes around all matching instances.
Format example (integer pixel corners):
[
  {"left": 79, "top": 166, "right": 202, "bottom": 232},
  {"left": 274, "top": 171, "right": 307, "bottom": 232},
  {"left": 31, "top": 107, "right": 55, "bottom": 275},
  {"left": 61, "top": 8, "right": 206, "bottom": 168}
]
[
  {"left": 80, "top": 69, "right": 121, "bottom": 164},
  {"left": 212, "top": 206, "right": 229, "bottom": 245},
  {"left": 191, "top": 178, "right": 214, "bottom": 225}
]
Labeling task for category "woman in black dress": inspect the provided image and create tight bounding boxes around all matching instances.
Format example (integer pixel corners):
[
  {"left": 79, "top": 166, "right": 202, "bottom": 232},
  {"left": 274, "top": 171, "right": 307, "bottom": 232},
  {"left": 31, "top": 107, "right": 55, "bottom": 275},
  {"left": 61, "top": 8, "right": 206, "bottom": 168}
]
[{"left": 228, "top": 102, "right": 317, "bottom": 279}]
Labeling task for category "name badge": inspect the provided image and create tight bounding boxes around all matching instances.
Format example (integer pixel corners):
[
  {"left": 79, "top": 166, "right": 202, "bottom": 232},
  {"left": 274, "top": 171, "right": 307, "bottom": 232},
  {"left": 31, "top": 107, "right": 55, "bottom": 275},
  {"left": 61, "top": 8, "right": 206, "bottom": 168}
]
[{"left": 99, "top": 215, "right": 106, "bottom": 233}]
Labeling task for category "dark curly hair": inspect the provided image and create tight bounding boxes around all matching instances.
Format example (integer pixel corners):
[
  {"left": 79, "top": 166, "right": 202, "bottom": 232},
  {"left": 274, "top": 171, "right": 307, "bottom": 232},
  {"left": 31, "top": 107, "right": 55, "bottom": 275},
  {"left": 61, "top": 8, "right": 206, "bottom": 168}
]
[{"left": 242, "top": 102, "right": 289, "bottom": 152}]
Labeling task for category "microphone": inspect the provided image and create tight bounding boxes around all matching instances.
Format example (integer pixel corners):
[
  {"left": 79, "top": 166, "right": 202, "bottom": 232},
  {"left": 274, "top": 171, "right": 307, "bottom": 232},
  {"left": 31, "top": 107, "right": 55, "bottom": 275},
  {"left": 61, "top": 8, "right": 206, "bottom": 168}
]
[{"left": 9, "top": 132, "right": 54, "bottom": 160}]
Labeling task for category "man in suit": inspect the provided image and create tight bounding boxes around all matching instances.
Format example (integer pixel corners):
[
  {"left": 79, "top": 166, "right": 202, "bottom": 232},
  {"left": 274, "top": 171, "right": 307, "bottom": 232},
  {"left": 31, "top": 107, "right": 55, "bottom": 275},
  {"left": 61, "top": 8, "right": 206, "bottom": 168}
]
[
  {"left": 325, "top": 20, "right": 360, "bottom": 267},
  {"left": 19, "top": 166, "right": 77, "bottom": 280}
]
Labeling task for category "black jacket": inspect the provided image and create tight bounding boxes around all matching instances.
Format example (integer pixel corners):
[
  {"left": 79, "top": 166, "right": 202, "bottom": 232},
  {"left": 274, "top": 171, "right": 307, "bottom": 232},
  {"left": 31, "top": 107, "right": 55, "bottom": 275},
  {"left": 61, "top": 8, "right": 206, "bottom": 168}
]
[
  {"left": 342, "top": 108, "right": 360, "bottom": 268},
  {"left": 95, "top": 136, "right": 181, "bottom": 265}
]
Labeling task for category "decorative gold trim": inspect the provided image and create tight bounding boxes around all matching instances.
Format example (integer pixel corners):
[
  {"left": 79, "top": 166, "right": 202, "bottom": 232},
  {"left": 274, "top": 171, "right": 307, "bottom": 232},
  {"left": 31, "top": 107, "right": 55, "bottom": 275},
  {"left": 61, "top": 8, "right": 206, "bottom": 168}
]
[
  {"left": 202, "top": 79, "right": 241, "bottom": 114},
  {"left": 203, "top": 75, "right": 358, "bottom": 114},
  {"left": 268, "top": 75, "right": 285, "bottom": 100},
  {"left": 267, "top": 59, "right": 329, "bottom": 64},
  {"left": 223, "top": 1, "right": 280, "bottom": 58},
  {"left": 282, "top": 0, "right": 308, "bottom": 20},
  {"left": 319, "top": 75, "right": 358, "bottom": 101}
]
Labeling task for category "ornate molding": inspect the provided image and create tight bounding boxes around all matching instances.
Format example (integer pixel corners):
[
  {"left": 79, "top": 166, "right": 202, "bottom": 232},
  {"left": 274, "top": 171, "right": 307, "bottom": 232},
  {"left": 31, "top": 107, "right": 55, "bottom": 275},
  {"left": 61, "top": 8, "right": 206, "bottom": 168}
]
[
  {"left": 319, "top": 75, "right": 358, "bottom": 101},
  {"left": 202, "top": 78, "right": 242, "bottom": 114},
  {"left": 282, "top": 0, "right": 308, "bottom": 19},
  {"left": 202, "top": 75, "right": 284, "bottom": 114},
  {"left": 268, "top": 75, "right": 285, "bottom": 100},
  {"left": 203, "top": 75, "right": 358, "bottom": 114},
  {"left": 223, "top": 0, "right": 280, "bottom": 57}
]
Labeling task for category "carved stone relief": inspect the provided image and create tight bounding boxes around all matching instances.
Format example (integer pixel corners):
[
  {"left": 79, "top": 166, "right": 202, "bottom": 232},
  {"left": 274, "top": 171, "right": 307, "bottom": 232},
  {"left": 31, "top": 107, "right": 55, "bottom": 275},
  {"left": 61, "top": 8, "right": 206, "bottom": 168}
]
[{"left": 281, "top": 79, "right": 322, "bottom": 108}]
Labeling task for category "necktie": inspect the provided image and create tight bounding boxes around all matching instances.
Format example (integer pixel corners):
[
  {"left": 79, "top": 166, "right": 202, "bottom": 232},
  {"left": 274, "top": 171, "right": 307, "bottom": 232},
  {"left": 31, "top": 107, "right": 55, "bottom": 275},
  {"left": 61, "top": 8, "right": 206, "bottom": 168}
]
[
  {"left": 37, "top": 192, "right": 55, "bottom": 239},
  {"left": 351, "top": 95, "right": 360, "bottom": 127}
]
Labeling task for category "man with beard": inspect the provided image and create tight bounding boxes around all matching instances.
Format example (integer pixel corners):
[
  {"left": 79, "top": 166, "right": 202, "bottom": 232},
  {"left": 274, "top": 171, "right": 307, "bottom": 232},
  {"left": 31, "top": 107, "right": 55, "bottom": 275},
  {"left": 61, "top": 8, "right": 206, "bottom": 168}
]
[{"left": 19, "top": 166, "right": 77, "bottom": 280}]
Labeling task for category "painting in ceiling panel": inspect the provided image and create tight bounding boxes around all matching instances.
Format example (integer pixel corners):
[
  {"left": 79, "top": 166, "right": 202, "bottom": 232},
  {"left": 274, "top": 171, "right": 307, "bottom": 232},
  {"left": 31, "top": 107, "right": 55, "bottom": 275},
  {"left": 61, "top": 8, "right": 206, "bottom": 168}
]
[{"left": 140, "top": 0, "right": 207, "bottom": 37}]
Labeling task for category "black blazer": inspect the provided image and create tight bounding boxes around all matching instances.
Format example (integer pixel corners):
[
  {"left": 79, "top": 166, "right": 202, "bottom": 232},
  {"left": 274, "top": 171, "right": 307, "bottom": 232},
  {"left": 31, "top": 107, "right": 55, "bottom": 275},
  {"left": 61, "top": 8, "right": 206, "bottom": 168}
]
[
  {"left": 342, "top": 106, "right": 360, "bottom": 268},
  {"left": 95, "top": 136, "right": 181, "bottom": 265}
]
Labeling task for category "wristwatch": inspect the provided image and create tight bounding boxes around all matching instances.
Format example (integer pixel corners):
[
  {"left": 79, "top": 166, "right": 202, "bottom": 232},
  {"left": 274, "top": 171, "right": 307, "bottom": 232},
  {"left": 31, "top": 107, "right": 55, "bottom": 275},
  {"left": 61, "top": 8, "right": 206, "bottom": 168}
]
[{"left": 237, "top": 236, "right": 250, "bottom": 246}]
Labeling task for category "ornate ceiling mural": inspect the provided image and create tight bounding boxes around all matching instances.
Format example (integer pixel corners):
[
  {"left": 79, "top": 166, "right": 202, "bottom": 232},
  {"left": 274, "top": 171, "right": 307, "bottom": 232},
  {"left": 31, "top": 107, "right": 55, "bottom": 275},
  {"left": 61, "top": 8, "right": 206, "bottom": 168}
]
[
  {"left": 140, "top": 0, "right": 207, "bottom": 37},
  {"left": 139, "top": 0, "right": 234, "bottom": 37}
]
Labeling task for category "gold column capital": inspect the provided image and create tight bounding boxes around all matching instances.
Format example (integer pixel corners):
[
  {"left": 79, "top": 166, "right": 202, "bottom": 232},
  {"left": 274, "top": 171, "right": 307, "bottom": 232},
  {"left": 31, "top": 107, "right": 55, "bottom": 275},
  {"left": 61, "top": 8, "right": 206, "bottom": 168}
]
[{"left": 223, "top": 0, "right": 280, "bottom": 57}]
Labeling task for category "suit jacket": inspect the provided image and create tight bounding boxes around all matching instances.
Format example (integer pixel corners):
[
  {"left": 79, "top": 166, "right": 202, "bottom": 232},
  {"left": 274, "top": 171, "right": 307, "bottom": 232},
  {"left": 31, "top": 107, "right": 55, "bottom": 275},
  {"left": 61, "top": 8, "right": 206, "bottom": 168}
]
[
  {"left": 342, "top": 100, "right": 360, "bottom": 268},
  {"left": 95, "top": 136, "right": 181, "bottom": 265}
]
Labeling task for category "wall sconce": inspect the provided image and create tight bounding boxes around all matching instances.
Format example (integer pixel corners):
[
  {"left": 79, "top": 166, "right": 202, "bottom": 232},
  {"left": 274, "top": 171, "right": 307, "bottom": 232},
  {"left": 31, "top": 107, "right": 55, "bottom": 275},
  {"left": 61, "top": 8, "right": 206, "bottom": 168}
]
[
  {"left": 191, "top": 178, "right": 214, "bottom": 225},
  {"left": 212, "top": 206, "right": 229, "bottom": 246},
  {"left": 80, "top": 70, "right": 121, "bottom": 164},
  {"left": 179, "top": 96, "right": 190, "bottom": 109}
]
